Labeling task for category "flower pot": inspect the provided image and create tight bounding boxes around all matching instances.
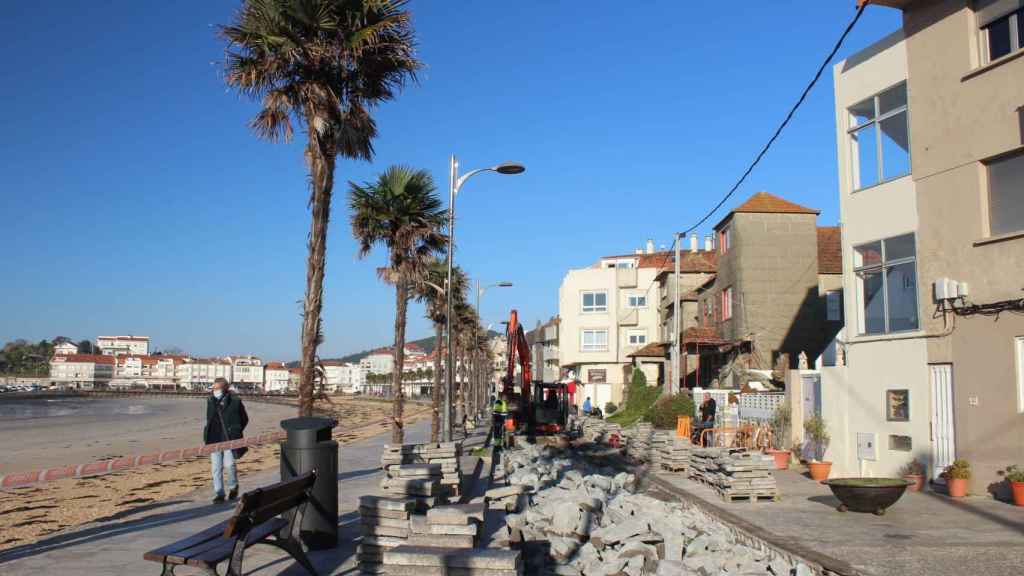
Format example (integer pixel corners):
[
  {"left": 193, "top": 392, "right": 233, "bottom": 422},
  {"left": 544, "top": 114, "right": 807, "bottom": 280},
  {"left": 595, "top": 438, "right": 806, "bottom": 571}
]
[
  {"left": 808, "top": 461, "right": 832, "bottom": 481},
  {"left": 947, "top": 477, "right": 968, "bottom": 498},
  {"left": 903, "top": 474, "right": 925, "bottom": 492},
  {"left": 1011, "top": 481, "right": 1024, "bottom": 506},
  {"left": 765, "top": 449, "right": 790, "bottom": 470}
]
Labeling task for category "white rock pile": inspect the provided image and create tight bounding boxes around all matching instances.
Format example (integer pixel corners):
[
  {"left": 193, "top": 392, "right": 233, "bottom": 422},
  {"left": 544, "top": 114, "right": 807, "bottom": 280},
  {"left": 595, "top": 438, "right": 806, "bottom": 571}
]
[{"left": 492, "top": 443, "right": 803, "bottom": 575}]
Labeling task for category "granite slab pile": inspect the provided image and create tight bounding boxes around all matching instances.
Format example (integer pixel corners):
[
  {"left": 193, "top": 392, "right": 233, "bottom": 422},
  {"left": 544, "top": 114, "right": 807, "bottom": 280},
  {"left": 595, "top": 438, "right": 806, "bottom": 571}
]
[
  {"left": 580, "top": 417, "right": 622, "bottom": 443},
  {"left": 492, "top": 443, "right": 803, "bottom": 575},
  {"left": 408, "top": 503, "right": 485, "bottom": 549},
  {"left": 381, "top": 441, "right": 463, "bottom": 508},
  {"left": 658, "top": 435, "right": 692, "bottom": 472},
  {"left": 358, "top": 496, "right": 413, "bottom": 575},
  {"left": 383, "top": 546, "right": 523, "bottom": 576},
  {"left": 622, "top": 422, "right": 655, "bottom": 463},
  {"left": 691, "top": 447, "right": 778, "bottom": 502}
]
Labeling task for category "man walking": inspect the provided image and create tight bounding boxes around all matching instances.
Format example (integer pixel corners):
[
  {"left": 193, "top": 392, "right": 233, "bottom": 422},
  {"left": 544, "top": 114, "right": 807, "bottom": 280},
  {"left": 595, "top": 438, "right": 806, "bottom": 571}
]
[{"left": 204, "top": 378, "right": 248, "bottom": 503}]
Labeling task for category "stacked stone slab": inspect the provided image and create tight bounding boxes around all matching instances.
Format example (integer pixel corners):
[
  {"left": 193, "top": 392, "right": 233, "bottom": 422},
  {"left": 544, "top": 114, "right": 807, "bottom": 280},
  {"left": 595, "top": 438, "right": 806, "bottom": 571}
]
[
  {"left": 580, "top": 417, "right": 621, "bottom": 444},
  {"left": 407, "top": 503, "right": 485, "bottom": 549},
  {"left": 358, "top": 496, "right": 413, "bottom": 575},
  {"left": 381, "top": 441, "right": 463, "bottom": 508},
  {"left": 484, "top": 484, "right": 529, "bottom": 513},
  {"left": 383, "top": 546, "right": 523, "bottom": 576},
  {"left": 691, "top": 448, "right": 777, "bottom": 501},
  {"left": 622, "top": 422, "right": 655, "bottom": 463},
  {"left": 658, "top": 436, "right": 692, "bottom": 472},
  {"left": 380, "top": 463, "right": 444, "bottom": 510}
]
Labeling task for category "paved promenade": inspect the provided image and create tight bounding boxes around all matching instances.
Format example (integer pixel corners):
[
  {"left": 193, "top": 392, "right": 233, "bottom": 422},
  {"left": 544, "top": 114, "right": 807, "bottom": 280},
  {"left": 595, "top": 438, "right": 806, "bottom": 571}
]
[
  {"left": 649, "top": 467, "right": 1024, "bottom": 576},
  {"left": 0, "top": 421, "right": 438, "bottom": 575}
]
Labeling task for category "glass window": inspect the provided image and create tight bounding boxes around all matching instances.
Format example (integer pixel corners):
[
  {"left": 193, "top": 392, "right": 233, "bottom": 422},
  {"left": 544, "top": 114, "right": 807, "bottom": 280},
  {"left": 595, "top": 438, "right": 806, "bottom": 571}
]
[
  {"left": 721, "top": 287, "right": 734, "bottom": 320},
  {"left": 581, "top": 291, "right": 607, "bottom": 313},
  {"left": 988, "top": 152, "right": 1024, "bottom": 236},
  {"left": 581, "top": 329, "right": 608, "bottom": 352},
  {"left": 848, "top": 82, "right": 910, "bottom": 190},
  {"left": 627, "top": 294, "right": 647, "bottom": 308},
  {"left": 854, "top": 233, "right": 919, "bottom": 335},
  {"left": 986, "top": 12, "right": 1014, "bottom": 60},
  {"left": 826, "top": 290, "right": 842, "bottom": 322},
  {"left": 627, "top": 330, "right": 647, "bottom": 346}
]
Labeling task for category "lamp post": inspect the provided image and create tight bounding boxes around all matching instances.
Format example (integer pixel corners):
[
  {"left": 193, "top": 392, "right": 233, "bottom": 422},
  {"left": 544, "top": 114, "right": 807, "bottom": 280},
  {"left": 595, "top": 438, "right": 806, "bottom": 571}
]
[{"left": 443, "top": 156, "right": 525, "bottom": 442}]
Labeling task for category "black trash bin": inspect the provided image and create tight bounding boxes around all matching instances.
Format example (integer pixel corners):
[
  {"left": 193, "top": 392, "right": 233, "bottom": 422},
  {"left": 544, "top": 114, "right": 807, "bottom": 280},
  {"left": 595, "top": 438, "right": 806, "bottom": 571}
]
[{"left": 280, "top": 416, "right": 338, "bottom": 549}]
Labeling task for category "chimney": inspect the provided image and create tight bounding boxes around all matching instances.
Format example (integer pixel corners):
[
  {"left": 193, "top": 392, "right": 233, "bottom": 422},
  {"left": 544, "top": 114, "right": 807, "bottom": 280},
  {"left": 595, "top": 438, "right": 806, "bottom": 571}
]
[
  {"left": 634, "top": 248, "right": 643, "bottom": 255},
  {"left": 689, "top": 235, "right": 698, "bottom": 252},
  {"left": 704, "top": 235, "right": 713, "bottom": 252},
  {"left": 645, "top": 239, "right": 655, "bottom": 254}
]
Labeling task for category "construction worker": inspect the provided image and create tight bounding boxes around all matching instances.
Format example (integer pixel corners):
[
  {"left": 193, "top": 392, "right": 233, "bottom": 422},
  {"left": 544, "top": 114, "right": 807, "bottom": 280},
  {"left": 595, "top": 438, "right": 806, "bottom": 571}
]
[{"left": 491, "top": 394, "right": 509, "bottom": 448}]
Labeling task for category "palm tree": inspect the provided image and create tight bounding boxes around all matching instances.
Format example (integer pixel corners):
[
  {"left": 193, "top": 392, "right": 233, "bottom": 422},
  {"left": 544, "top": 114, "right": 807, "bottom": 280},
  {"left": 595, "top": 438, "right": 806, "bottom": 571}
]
[
  {"left": 350, "top": 166, "right": 447, "bottom": 443},
  {"left": 415, "top": 258, "right": 468, "bottom": 442},
  {"left": 221, "top": 0, "right": 421, "bottom": 417}
]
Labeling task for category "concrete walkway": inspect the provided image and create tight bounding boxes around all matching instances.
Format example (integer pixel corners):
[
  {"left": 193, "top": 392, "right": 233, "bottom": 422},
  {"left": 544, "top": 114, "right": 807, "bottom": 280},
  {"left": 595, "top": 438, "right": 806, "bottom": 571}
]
[
  {"left": 650, "top": 467, "right": 1024, "bottom": 576},
  {"left": 0, "top": 421, "right": 440, "bottom": 575}
]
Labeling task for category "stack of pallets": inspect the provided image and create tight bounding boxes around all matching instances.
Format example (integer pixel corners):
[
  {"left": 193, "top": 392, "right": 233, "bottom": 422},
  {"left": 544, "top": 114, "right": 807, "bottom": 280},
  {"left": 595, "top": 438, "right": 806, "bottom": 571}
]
[
  {"left": 690, "top": 448, "right": 778, "bottom": 502},
  {"left": 658, "top": 436, "right": 692, "bottom": 472}
]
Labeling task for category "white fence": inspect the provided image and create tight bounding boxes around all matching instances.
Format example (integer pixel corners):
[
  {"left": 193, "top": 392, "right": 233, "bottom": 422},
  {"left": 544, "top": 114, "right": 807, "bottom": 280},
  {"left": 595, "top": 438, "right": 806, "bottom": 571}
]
[{"left": 738, "top": 392, "right": 786, "bottom": 422}]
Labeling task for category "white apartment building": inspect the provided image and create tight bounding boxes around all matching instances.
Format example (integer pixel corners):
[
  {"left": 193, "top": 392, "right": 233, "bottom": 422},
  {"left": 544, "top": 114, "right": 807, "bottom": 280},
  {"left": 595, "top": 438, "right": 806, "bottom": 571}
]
[
  {"left": 231, "top": 355, "right": 264, "bottom": 391},
  {"left": 323, "top": 361, "right": 362, "bottom": 393},
  {"left": 264, "top": 362, "right": 290, "bottom": 393},
  {"left": 176, "top": 358, "right": 233, "bottom": 391},
  {"left": 54, "top": 341, "right": 79, "bottom": 356},
  {"left": 97, "top": 335, "right": 150, "bottom": 356},
  {"left": 558, "top": 244, "right": 665, "bottom": 409},
  {"left": 49, "top": 354, "right": 114, "bottom": 389}
]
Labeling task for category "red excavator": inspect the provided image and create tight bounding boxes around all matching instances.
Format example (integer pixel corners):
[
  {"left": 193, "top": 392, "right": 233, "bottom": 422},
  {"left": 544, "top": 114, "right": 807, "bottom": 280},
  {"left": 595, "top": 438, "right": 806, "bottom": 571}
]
[{"left": 501, "top": 309, "right": 570, "bottom": 437}]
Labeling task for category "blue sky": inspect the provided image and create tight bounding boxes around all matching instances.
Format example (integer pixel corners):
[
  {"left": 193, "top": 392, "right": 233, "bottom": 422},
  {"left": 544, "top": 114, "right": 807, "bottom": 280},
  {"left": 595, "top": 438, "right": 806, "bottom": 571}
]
[{"left": 0, "top": 1, "right": 901, "bottom": 360}]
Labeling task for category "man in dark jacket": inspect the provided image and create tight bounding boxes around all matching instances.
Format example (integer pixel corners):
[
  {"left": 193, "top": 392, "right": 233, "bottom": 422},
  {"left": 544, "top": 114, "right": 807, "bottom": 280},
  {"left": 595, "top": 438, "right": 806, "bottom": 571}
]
[{"left": 205, "top": 378, "right": 249, "bottom": 503}]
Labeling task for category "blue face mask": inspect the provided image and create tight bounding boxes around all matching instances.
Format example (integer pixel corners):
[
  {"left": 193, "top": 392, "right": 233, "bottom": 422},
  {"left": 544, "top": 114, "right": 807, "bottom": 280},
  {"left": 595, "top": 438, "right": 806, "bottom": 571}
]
[{"left": 213, "top": 390, "right": 224, "bottom": 399}]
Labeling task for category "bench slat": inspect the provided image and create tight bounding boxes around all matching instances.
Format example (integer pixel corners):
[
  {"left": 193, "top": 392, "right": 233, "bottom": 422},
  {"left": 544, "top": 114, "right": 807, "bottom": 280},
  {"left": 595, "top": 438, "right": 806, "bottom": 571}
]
[
  {"left": 224, "top": 471, "right": 315, "bottom": 538},
  {"left": 186, "top": 517, "right": 288, "bottom": 567},
  {"left": 142, "top": 521, "right": 228, "bottom": 562}
]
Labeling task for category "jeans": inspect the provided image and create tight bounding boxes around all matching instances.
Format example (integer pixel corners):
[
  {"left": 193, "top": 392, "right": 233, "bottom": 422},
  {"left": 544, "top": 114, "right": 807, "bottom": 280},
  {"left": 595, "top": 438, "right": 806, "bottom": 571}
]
[{"left": 210, "top": 449, "right": 237, "bottom": 497}]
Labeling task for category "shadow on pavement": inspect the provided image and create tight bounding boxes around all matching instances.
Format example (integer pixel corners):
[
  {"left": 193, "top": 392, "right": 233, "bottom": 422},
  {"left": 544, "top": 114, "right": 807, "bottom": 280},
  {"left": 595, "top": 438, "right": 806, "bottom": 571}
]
[
  {"left": 337, "top": 467, "right": 378, "bottom": 482},
  {"left": 921, "top": 489, "right": 1024, "bottom": 535},
  {"left": 0, "top": 499, "right": 223, "bottom": 565},
  {"left": 246, "top": 510, "right": 360, "bottom": 575},
  {"left": 806, "top": 495, "right": 841, "bottom": 509}
]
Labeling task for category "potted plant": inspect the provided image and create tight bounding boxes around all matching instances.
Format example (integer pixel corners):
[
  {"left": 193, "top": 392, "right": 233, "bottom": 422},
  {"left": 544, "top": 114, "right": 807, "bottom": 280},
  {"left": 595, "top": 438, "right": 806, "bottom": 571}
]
[
  {"left": 900, "top": 459, "right": 926, "bottom": 492},
  {"left": 1005, "top": 465, "right": 1024, "bottom": 507},
  {"left": 804, "top": 414, "right": 832, "bottom": 481},
  {"left": 941, "top": 459, "right": 970, "bottom": 497},
  {"left": 765, "top": 401, "right": 792, "bottom": 470}
]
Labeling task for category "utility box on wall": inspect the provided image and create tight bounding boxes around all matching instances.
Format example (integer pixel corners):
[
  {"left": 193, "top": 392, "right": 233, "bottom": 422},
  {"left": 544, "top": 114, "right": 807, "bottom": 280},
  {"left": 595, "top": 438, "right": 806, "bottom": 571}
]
[{"left": 857, "top": 432, "right": 877, "bottom": 461}]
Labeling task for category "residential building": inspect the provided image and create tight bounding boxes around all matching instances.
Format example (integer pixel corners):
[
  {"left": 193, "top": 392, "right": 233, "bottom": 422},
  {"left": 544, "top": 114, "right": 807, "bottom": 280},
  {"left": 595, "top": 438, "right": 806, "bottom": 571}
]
[
  {"left": 230, "top": 355, "right": 264, "bottom": 392},
  {"left": 96, "top": 335, "right": 150, "bottom": 356},
  {"left": 176, "top": 358, "right": 233, "bottom": 391},
  {"left": 49, "top": 354, "right": 114, "bottom": 389},
  {"left": 557, "top": 243, "right": 667, "bottom": 409},
  {"left": 489, "top": 334, "right": 508, "bottom": 394},
  {"left": 288, "top": 367, "right": 302, "bottom": 392},
  {"left": 323, "top": 361, "right": 362, "bottom": 393},
  {"left": 529, "top": 317, "right": 561, "bottom": 383},
  {"left": 264, "top": 362, "right": 290, "bottom": 393},
  {"left": 54, "top": 341, "right": 79, "bottom": 356},
  {"left": 828, "top": 0, "right": 1024, "bottom": 495},
  {"left": 689, "top": 192, "right": 843, "bottom": 389},
  {"left": 654, "top": 244, "right": 718, "bottom": 388}
]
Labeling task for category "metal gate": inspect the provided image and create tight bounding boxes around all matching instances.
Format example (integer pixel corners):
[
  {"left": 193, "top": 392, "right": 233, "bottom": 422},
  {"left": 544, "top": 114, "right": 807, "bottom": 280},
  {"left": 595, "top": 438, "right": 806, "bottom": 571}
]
[{"left": 929, "top": 364, "right": 956, "bottom": 481}]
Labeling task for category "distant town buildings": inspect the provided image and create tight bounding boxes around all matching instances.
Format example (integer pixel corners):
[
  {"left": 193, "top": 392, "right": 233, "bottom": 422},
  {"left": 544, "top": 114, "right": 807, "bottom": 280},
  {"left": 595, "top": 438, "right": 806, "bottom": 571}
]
[
  {"left": 96, "top": 335, "right": 150, "bottom": 356},
  {"left": 54, "top": 341, "right": 79, "bottom": 356},
  {"left": 49, "top": 354, "right": 115, "bottom": 389}
]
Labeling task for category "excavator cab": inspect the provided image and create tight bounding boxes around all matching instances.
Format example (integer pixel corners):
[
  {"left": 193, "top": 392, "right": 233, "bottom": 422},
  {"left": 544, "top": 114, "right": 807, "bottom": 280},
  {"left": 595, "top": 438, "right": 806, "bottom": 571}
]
[{"left": 530, "top": 381, "right": 569, "bottom": 435}]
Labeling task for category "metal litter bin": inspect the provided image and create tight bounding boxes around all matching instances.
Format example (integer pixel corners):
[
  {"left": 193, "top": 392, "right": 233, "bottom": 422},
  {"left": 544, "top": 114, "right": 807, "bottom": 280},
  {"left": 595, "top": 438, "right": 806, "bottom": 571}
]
[{"left": 280, "top": 416, "right": 338, "bottom": 549}]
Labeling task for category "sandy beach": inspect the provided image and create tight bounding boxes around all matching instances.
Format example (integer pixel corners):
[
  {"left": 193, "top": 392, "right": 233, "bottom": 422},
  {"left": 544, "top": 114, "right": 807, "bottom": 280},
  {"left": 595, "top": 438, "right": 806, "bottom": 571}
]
[{"left": 0, "top": 395, "right": 428, "bottom": 551}]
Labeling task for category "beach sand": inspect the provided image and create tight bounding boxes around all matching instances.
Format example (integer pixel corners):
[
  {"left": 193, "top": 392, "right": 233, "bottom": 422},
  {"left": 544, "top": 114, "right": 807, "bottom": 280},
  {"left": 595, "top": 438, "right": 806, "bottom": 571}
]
[{"left": 0, "top": 396, "right": 428, "bottom": 551}]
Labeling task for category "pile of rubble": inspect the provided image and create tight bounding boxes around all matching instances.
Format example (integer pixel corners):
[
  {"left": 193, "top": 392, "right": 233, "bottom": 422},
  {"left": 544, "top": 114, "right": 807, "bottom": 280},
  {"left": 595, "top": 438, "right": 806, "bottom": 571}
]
[
  {"left": 357, "top": 496, "right": 413, "bottom": 574},
  {"left": 491, "top": 443, "right": 801, "bottom": 575},
  {"left": 580, "top": 417, "right": 622, "bottom": 443},
  {"left": 692, "top": 447, "right": 778, "bottom": 502},
  {"left": 380, "top": 441, "right": 463, "bottom": 508}
]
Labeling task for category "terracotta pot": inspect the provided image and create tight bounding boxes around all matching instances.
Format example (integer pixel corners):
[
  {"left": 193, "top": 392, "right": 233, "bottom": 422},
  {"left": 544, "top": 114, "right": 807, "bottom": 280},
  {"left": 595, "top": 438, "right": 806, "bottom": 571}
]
[
  {"left": 765, "top": 449, "right": 790, "bottom": 470},
  {"left": 903, "top": 474, "right": 925, "bottom": 492},
  {"left": 947, "top": 477, "right": 968, "bottom": 498},
  {"left": 1011, "top": 481, "right": 1024, "bottom": 506},
  {"left": 808, "top": 461, "right": 833, "bottom": 481}
]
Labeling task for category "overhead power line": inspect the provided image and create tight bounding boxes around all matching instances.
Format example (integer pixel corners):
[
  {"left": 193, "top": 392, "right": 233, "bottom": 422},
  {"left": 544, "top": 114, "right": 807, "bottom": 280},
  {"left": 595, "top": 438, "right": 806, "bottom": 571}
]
[{"left": 681, "top": 2, "right": 868, "bottom": 236}]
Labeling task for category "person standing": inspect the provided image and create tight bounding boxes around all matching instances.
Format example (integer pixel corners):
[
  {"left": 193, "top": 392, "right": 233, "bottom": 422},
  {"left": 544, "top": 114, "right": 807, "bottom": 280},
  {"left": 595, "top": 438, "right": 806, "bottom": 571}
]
[
  {"left": 582, "top": 396, "right": 592, "bottom": 416},
  {"left": 698, "top": 393, "right": 717, "bottom": 447},
  {"left": 491, "top": 394, "right": 508, "bottom": 448},
  {"left": 204, "top": 378, "right": 249, "bottom": 503}
]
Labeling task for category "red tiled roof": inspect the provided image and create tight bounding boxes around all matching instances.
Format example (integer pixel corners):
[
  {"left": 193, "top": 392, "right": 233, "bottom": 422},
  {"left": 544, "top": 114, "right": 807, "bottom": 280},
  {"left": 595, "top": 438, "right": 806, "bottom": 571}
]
[
  {"left": 54, "top": 354, "right": 115, "bottom": 365},
  {"left": 681, "top": 326, "right": 733, "bottom": 346},
  {"left": 627, "top": 342, "right": 668, "bottom": 358},
  {"left": 656, "top": 251, "right": 718, "bottom": 276},
  {"left": 817, "top": 227, "right": 842, "bottom": 274},
  {"left": 265, "top": 362, "right": 286, "bottom": 369},
  {"left": 98, "top": 336, "right": 150, "bottom": 341},
  {"left": 733, "top": 191, "right": 819, "bottom": 216},
  {"left": 600, "top": 251, "right": 679, "bottom": 269},
  {"left": 288, "top": 367, "right": 303, "bottom": 374}
]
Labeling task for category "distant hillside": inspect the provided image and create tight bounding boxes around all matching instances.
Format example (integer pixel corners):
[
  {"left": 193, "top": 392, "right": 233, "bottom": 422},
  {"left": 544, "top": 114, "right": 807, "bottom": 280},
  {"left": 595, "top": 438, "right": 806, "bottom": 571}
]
[{"left": 289, "top": 330, "right": 499, "bottom": 368}]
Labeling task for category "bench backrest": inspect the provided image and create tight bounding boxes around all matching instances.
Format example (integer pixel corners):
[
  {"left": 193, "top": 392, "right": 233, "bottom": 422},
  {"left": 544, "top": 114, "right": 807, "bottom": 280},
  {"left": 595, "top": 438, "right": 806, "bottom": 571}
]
[{"left": 223, "top": 470, "right": 317, "bottom": 538}]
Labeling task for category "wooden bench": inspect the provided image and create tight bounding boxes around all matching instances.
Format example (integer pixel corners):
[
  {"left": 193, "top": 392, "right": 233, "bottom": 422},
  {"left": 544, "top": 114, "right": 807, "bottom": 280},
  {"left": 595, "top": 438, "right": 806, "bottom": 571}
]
[{"left": 143, "top": 471, "right": 319, "bottom": 576}]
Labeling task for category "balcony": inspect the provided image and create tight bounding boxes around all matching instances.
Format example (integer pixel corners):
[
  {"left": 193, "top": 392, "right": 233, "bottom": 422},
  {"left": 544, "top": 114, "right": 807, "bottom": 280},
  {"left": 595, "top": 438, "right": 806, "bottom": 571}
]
[{"left": 616, "top": 267, "right": 637, "bottom": 288}]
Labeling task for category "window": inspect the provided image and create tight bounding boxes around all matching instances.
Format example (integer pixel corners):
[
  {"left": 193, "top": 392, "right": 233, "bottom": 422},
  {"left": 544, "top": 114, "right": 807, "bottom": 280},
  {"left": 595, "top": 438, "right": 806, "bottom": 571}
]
[
  {"left": 1016, "top": 336, "right": 1024, "bottom": 413},
  {"left": 718, "top": 227, "right": 731, "bottom": 254},
  {"left": 626, "top": 330, "right": 647, "bottom": 346},
  {"left": 581, "top": 291, "right": 608, "bottom": 313},
  {"left": 826, "top": 290, "right": 843, "bottom": 322},
  {"left": 854, "top": 234, "right": 919, "bottom": 335},
  {"left": 581, "top": 329, "right": 609, "bottom": 352},
  {"left": 987, "top": 151, "right": 1024, "bottom": 236},
  {"left": 626, "top": 294, "right": 647, "bottom": 308},
  {"left": 980, "top": 4, "right": 1023, "bottom": 62},
  {"left": 721, "top": 287, "right": 734, "bottom": 320},
  {"left": 848, "top": 83, "right": 910, "bottom": 190}
]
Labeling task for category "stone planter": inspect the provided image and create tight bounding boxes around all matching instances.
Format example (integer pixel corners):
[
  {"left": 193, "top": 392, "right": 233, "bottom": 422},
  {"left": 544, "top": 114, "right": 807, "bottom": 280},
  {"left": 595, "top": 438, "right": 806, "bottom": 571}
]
[
  {"left": 808, "top": 461, "right": 832, "bottom": 481},
  {"left": 823, "top": 478, "right": 912, "bottom": 515}
]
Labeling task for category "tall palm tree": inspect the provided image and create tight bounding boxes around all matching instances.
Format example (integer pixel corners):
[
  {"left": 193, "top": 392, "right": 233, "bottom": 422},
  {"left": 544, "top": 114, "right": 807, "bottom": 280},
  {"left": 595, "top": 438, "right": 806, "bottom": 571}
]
[
  {"left": 415, "top": 258, "right": 468, "bottom": 442},
  {"left": 221, "top": 0, "right": 421, "bottom": 417},
  {"left": 350, "top": 166, "right": 446, "bottom": 443}
]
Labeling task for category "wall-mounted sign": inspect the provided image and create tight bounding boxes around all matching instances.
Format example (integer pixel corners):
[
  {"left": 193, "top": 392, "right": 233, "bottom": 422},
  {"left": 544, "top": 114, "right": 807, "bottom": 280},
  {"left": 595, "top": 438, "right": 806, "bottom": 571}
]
[
  {"left": 886, "top": 389, "right": 910, "bottom": 421},
  {"left": 588, "top": 369, "right": 607, "bottom": 384}
]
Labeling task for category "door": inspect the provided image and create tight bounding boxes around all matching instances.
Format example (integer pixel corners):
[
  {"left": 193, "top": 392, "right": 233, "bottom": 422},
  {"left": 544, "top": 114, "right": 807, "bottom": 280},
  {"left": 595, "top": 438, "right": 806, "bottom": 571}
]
[
  {"left": 802, "top": 373, "right": 822, "bottom": 417},
  {"left": 930, "top": 364, "right": 956, "bottom": 481}
]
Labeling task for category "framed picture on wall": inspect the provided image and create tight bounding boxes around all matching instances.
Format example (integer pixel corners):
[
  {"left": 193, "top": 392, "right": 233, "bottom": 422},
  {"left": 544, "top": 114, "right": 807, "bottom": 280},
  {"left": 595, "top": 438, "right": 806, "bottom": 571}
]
[{"left": 886, "top": 389, "right": 909, "bottom": 421}]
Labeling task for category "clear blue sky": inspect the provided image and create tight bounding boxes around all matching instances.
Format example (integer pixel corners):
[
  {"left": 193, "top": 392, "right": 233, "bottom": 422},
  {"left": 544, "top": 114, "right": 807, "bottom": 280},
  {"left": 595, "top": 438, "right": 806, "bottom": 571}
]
[{"left": 0, "top": 1, "right": 901, "bottom": 361}]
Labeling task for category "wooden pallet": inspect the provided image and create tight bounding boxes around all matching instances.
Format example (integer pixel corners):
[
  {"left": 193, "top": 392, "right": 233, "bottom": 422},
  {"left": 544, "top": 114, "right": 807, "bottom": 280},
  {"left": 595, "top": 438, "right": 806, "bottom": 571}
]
[
  {"left": 719, "top": 491, "right": 780, "bottom": 503},
  {"left": 661, "top": 463, "right": 689, "bottom": 472}
]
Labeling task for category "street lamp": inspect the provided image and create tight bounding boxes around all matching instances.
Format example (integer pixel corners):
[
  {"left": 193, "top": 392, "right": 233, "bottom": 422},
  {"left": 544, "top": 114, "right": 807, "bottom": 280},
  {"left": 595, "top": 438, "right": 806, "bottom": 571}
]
[
  {"left": 443, "top": 156, "right": 525, "bottom": 442},
  {"left": 476, "top": 280, "right": 514, "bottom": 313}
]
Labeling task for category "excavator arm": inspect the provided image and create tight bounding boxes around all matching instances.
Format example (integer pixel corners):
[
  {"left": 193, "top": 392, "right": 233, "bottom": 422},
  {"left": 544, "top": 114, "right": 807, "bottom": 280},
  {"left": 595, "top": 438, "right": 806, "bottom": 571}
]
[{"left": 503, "top": 309, "right": 532, "bottom": 411}]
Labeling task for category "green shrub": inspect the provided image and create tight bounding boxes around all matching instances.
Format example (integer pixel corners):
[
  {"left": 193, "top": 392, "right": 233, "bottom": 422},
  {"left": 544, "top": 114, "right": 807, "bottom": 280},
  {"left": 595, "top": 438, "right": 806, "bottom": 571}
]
[
  {"left": 1004, "top": 465, "right": 1024, "bottom": 483},
  {"left": 604, "top": 402, "right": 618, "bottom": 414},
  {"left": 770, "top": 400, "right": 791, "bottom": 450},
  {"left": 942, "top": 459, "right": 971, "bottom": 480},
  {"left": 644, "top": 393, "right": 696, "bottom": 429},
  {"left": 607, "top": 368, "right": 661, "bottom": 426},
  {"left": 803, "top": 414, "right": 830, "bottom": 461}
]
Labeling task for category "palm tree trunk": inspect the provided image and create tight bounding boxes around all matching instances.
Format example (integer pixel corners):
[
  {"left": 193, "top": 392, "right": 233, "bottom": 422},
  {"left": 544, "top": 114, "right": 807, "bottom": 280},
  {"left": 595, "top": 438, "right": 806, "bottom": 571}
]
[
  {"left": 298, "top": 144, "right": 334, "bottom": 418},
  {"left": 392, "top": 280, "right": 409, "bottom": 444},
  {"left": 431, "top": 322, "right": 442, "bottom": 442}
]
